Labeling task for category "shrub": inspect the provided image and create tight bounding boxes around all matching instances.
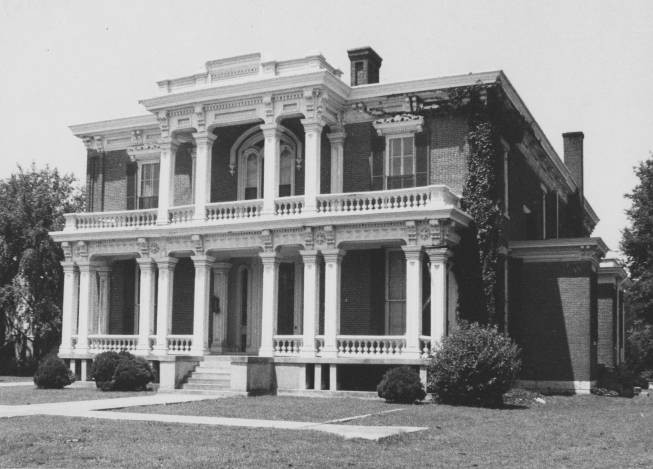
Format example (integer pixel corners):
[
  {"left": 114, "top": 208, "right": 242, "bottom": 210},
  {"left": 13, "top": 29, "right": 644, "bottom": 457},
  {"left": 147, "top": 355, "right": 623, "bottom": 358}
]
[
  {"left": 111, "top": 355, "right": 155, "bottom": 391},
  {"left": 596, "top": 364, "right": 642, "bottom": 397},
  {"left": 626, "top": 323, "right": 653, "bottom": 375},
  {"left": 428, "top": 322, "right": 521, "bottom": 407},
  {"left": 377, "top": 366, "right": 426, "bottom": 403},
  {"left": 89, "top": 351, "right": 122, "bottom": 388},
  {"left": 33, "top": 355, "right": 75, "bottom": 389}
]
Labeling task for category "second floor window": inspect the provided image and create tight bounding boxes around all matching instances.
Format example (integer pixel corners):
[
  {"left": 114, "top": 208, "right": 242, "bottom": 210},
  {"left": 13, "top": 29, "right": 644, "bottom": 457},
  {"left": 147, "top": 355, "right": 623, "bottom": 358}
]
[
  {"left": 244, "top": 151, "right": 261, "bottom": 200},
  {"left": 139, "top": 162, "right": 159, "bottom": 209},
  {"left": 279, "top": 147, "right": 294, "bottom": 197},
  {"left": 387, "top": 136, "right": 415, "bottom": 189}
]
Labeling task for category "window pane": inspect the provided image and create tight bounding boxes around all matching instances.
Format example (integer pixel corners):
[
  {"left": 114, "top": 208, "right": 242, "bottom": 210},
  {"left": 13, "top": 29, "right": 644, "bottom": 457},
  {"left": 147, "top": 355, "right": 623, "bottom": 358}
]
[
  {"left": 279, "top": 151, "right": 292, "bottom": 185},
  {"left": 392, "top": 158, "right": 401, "bottom": 176},
  {"left": 390, "top": 138, "right": 401, "bottom": 157},
  {"left": 403, "top": 156, "right": 414, "bottom": 175},
  {"left": 246, "top": 153, "right": 258, "bottom": 188},
  {"left": 403, "top": 137, "right": 414, "bottom": 155}
]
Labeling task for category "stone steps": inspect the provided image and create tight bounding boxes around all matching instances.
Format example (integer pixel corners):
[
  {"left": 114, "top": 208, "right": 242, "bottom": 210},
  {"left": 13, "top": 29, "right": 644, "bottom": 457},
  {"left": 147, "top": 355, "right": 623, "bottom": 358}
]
[{"left": 180, "top": 355, "right": 245, "bottom": 393}]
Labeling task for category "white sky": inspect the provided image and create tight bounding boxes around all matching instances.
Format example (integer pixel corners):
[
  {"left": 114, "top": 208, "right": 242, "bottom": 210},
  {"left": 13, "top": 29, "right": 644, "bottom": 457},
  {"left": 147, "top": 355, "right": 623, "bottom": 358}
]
[{"left": 0, "top": 0, "right": 651, "bottom": 251}]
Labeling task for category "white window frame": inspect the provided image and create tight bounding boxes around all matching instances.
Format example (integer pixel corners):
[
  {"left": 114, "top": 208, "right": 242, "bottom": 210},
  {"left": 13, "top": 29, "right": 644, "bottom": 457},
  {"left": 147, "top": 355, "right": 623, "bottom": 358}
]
[
  {"left": 384, "top": 133, "right": 416, "bottom": 189},
  {"left": 238, "top": 148, "right": 263, "bottom": 200},
  {"left": 278, "top": 143, "right": 296, "bottom": 197},
  {"left": 136, "top": 158, "right": 160, "bottom": 206}
]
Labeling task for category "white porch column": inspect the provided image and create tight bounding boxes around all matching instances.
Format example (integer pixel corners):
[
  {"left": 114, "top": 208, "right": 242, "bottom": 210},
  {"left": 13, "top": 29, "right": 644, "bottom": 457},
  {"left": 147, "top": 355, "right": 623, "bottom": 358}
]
[
  {"left": 154, "top": 257, "right": 177, "bottom": 355},
  {"left": 59, "top": 262, "right": 79, "bottom": 354},
  {"left": 322, "top": 249, "right": 343, "bottom": 358},
  {"left": 301, "top": 119, "right": 324, "bottom": 212},
  {"left": 136, "top": 258, "right": 156, "bottom": 354},
  {"left": 157, "top": 137, "right": 178, "bottom": 225},
  {"left": 211, "top": 262, "right": 232, "bottom": 352},
  {"left": 299, "top": 250, "right": 320, "bottom": 357},
  {"left": 191, "top": 255, "right": 215, "bottom": 355},
  {"left": 192, "top": 132, "right": 217, "bottom": 221},
  {"left": 327, "top": 130, "right": 345, "bottom": 194},
  {"left": 426, "top": 247, "right": 451, "bottom": 347},
  {"left": 76, "top": 261, "right": 97, "bottom": 353},
  {"left": 259, "top": 252, "right": 279, "bottom": 357},
  {"left": 403, "top": 246, "right": 423, "bottom": 358},
  {"left": 96, "top": 265, "right": 111, "bottom": 334},
  {"left": 261, "top": 124, "right": 281, "bottom": 215}
]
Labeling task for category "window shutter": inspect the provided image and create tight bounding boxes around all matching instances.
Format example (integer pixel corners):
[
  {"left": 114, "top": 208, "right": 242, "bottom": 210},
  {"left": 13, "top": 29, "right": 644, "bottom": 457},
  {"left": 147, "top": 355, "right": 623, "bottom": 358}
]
[
  {"left": 126, "top": 161, "right": 137, "bottom": 210},
  {"left": 415, "top": 133, "right": 428, "bottom": 186},
  {"left": 370, "top": 133, "right": 385, "bottom": 190}
]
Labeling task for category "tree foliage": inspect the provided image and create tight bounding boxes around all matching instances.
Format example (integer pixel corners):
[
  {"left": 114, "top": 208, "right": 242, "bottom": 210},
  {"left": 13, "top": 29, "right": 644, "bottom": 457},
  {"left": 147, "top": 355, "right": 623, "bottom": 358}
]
[
  {"left": 622, "top": 155, "right": 653, "bottom": 325},
  {"left": 0, "top": 164, "right": 83, "bottom": 373}
]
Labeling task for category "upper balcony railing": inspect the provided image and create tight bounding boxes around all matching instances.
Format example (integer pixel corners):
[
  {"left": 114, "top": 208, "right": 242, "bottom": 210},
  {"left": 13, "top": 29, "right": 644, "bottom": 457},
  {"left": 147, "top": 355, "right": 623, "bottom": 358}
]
[{"left": 62, "top": 185, "right": 459, "bottom": 232}]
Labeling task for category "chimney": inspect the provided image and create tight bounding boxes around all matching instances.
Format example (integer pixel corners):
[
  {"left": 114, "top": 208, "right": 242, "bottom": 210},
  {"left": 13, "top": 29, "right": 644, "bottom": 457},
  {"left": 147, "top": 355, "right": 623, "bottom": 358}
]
[
  {"left": 347, "top": 47, "right": 382, "bottom": 86},
  {"left": 563, "top": 131, "right": 584, "bottom": 195}
]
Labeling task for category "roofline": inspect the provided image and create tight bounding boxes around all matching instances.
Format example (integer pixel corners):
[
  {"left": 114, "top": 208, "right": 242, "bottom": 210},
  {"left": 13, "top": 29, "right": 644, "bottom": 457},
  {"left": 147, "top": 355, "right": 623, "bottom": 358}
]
[{"left": 69, "top": 114, "right": 158, "bottom": 137}]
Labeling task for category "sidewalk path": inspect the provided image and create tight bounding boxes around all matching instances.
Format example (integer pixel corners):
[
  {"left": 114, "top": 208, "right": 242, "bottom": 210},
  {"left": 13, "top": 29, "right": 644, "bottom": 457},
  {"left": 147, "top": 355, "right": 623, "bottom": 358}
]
[
  {"left": 0, "top": 393, "right": 426, "bottom": 441},
  {"left": 0, "top": 381, "right": 34, "bottom": 387}
]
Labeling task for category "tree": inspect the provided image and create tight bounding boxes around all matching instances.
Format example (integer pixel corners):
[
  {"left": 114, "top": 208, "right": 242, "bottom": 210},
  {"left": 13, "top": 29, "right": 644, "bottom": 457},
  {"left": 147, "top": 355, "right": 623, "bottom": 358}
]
[
  {"left": 0, "top": 164, "right": 83, "bottom": 373},
  {"left": 622, "top": 154, "right": 653, "bottom": 325}
]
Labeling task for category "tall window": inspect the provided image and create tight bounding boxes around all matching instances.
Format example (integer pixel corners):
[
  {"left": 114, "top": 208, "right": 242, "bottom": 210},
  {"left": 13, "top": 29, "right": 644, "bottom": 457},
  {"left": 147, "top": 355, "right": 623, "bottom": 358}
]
[
  {"left": 279, "top": 148, "right": 293, "bottom": 197},
  {"left": 139, "top": 162, "right": 159, "bottom": 209},
  {"left": 244, "top": 151, "right": 261, "bottom": 200},
  {"left": 387, "top": 136, "right": 415, "bottom": 189}
]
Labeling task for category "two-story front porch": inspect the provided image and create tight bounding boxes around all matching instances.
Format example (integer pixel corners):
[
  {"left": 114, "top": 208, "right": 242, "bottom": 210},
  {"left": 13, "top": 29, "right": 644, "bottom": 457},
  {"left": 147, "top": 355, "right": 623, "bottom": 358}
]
[{"left": 53, "top": 184, "right": 467, "bottom": 392}]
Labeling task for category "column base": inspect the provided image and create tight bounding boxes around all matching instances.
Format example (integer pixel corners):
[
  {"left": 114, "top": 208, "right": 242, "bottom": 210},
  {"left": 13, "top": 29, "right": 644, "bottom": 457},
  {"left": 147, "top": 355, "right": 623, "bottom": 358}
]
[
  {"left": 152, "top": 345, "right": 169, "bottom": 356},
  {"left": 299, "top": 346, "right": 316, "bottom": 358},
  {"left": 190, "top": 347, "right": 208, "bottom": 356},
  {"left": 58, "top": 346, "right": 74, "bottom": 356},
  {"left": 320, "top": 347, "right": 338, "bottom": 359},
  {"left": 156, "top": 219, "right": 169, "bottom": 226},
  {"left": 402, "top": 347, "right": 423, "bottom": 359},
  {"left": 258, "top": 346, "right": 274, "bottom": 357}
]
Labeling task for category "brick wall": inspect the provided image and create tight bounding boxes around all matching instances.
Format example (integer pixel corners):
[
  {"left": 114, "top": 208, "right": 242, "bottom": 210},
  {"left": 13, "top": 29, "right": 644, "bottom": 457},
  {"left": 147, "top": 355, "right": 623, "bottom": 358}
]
[
  {"left": 427, "top": 113, "right": 469, "bottom": 194},
  {"left": 103, "top": 150, "right": 130, "bottom": 211},
  {"left": 343, "top": 122, "right": 375, "bottom": 192},
  {"left": 597, "top": 282, "right": 617, "bottom": 368},
  {"left": 174, "top": 144, "right": 193, "bottom": 206},
  {"left": 508, "top": 149, "right": 545, "bottom": 240},
  {"left": 510, "top": 260, "right": 597, "bottom": 382},
  {"left": 340, "top": 249, "right": 385, "bottom": 334},
  {"left": 172, "top": 258, "right": 194, "bottom": 334}
]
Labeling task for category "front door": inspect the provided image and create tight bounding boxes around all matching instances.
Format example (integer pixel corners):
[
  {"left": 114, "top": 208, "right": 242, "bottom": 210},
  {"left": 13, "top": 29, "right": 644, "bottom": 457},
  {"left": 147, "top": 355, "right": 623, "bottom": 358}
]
[
  {"left": 237, "top": 267, "right": 250, "bottom": 352},
  {"left": 277, "top": 263, "right": 295, "bottom": 335}
]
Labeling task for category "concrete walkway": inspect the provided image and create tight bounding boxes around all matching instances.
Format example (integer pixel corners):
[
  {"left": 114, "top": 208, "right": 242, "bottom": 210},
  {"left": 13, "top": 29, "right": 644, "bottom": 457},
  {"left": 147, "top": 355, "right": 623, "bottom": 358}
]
[
  {"left": 0, "top": 381, "right": 34, "bottom": 387},
  {"left": 0, "top": 393, "right": 427, "bottom": 441}
]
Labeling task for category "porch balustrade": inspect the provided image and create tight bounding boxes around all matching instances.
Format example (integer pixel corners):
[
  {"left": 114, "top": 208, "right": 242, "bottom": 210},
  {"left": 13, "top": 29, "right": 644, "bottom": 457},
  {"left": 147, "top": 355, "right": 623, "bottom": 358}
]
[
  {"left": 167, "top": 335, "right": 193, "bottom": 354},
  {"left": 206, "top": 199, "right": 263, "bottom": 221},
  {"left": 419, "top": 336, "right": 433, "bottom": 358},
  {"left": 87, "top": 334, "right": 138, "bottom": 353},
  {"left": 272, "top": 335, "right": 303, "bottom": 356},
  {"left": 335, "top": 335, "right": 407, "bottom": 357},
  {"left": 61, "top": 185, "right": 459, "bottom": 232}
]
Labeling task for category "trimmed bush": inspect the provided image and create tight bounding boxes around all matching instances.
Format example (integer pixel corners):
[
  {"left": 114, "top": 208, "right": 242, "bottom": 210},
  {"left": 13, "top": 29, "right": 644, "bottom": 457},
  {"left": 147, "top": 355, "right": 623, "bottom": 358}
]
[
  {"left": 377, "top": 366, "right": 426, "bottom": 403},
  {"left": 428, "top": 322, "right": 521, "bottom": 407},
  {"left": 33, "top": 355, "right": 75, "bottom": 389},
  {"left": 111, "top": 355, "right": 155, "bottom": 391},
  {"left": 89, "top": 351, "right": 121, "bottom": 388},
  {"left": 596, "top": 364, "right": 643, "bottom": 397}
]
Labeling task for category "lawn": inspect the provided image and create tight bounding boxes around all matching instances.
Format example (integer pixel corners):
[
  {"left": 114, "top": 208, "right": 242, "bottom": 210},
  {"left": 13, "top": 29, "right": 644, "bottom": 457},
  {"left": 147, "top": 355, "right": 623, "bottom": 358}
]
[
  {"left": 0, "top": 385, "right": 152, "bottom": 405},
  {"left": 0, "top": 376, "right": 32, "bottom": 383},
  {"left": 1, "top": 392, "right": 652, "bottom": 467}
]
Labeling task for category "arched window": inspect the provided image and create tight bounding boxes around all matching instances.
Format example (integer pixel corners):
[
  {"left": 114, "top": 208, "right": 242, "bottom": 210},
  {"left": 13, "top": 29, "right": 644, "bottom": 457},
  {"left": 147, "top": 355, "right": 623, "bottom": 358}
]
[
  {"left": 279, "top": 146, "right": 294, "bottom": 197},
  {"left": 243, "top": 149, "right": 261, "bottom": 200}
]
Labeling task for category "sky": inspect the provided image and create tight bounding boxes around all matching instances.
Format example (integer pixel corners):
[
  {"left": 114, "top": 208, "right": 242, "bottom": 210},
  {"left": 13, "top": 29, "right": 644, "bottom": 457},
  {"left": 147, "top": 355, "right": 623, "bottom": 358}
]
[{"left": 0, "top": 0, "right": 651, "bottom": 252}]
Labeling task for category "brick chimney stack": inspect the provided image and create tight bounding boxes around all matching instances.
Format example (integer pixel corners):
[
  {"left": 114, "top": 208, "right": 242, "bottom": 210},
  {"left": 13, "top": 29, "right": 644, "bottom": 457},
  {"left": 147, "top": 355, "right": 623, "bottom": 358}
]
[
  {"left": 563, "top": 132, "right": 584, "bottom": 195},
  {"left": 347, "top": 47, "right": 382, "bottom": 86}
]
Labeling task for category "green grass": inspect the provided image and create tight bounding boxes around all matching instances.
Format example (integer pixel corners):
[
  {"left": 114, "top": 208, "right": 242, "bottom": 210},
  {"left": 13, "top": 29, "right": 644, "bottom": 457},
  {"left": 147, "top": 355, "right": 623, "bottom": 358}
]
[
  {"left": 0, "top": 385, "right": 152, "bottom": 405},
  {"left": 0, "top": 376, "right": 33, "bottom": 383},
  {"left": 1, "top": 393, "right": 653, "bottom": 467}
]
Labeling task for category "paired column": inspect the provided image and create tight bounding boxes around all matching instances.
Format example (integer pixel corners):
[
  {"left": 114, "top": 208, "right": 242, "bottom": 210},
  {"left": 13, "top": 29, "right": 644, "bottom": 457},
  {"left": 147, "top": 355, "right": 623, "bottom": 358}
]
[
  {"left": 322, "top": 249, "right": 343, "bottom": 358},
  {"left": 157, "top": 137, "right": 179, "bottom": 225},
  {"left": 211, "top": 262, "right": 232, "bottom": 352},
  {"left": 261, "top": 124, "right": 281, "bottom": 215},
  {"left": 154, "top": 257, "right": 177, "bottom": 355},
  {"left": 301, "top": 119, "right": 324, "bottom": 212},
  {"left": 327, "top": 130, "right": 345, "bottom": 194},
  {"left": 191, "top": 255, "right": 215, "bottom": 355},
  {"left": 136, "top": 258, "right": 156, "bottom": 353},
  {"left": 403, "top": 246, "right": 423, "bottom": 358},
  {"left": 59, "top": 262, "right": 79, "bottom": 354},
  {"left": 299, "top": 250, "right": 320, "bottom": 357},
  {"left": 76, "top": 261, "right": 97, "bottom": 353},
  {"left": 426, "top": 247, "right": 451, "bottom": 347},
  {"left": 259, "top": 252, "right": 279, "bottom": 356},
  {"left": 192, "top": 132, "right": 217, "bottom": 221}
]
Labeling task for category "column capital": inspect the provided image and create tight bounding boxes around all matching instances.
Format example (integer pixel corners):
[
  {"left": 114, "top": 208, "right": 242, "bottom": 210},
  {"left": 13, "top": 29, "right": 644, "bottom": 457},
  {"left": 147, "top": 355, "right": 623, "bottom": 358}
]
[
  {"left": 211, "top": 262, "right": 232, "bottom": 274},
  {"left": 191, "top": 255, "right": 216, "bottom": 268},
  {"left": 299, "top": 250, "right": 320, "bottom": 263},
  {"left": 136, "top": 257, "right": 156, "bottom": 270},
  {"left": 155, "top": 256, "right": 179, "bottom": 271},
  {"left": 300, "top": 118, "right": 326, "bottom": 133},
  {"left": 76, "top": 260, "right": 102, "bottom": 272},
  {"left": 327, "top": 130, "right": 346, "bottom": 144},
  {"left": 402, "top": 245, "right": 423, "bottom": 260},
  {"left": 259, "top": 251, "right": 280, "bottom": 265},
  {"left": 260, "top": 123, "right": 282, "bottom": 138},
  {"left": 192, "top": 131, "right": 217, "bottom": 146},
  {"left": 61, "top": 261, "right": 77, "bottom": 272},
  {"left": 321, "top": 248, "right": 344, "bottom": 264},
  {"left": 425, "top": 247, "right": 453, "bottom": 264},
  {"left": 158, "top": 136, "right": 180, "bottom": 152}
]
